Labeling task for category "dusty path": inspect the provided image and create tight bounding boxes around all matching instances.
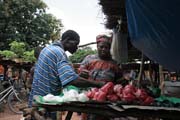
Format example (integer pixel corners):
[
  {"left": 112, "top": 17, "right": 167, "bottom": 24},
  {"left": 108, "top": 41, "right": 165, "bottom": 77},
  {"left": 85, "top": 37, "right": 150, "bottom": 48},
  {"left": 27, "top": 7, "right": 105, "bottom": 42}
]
[
  {"left": 0, "top": 104, "right": 81, "bottom": 120},
  {"left": 0, "top": 104, "right": 22, "bottom": 120}
]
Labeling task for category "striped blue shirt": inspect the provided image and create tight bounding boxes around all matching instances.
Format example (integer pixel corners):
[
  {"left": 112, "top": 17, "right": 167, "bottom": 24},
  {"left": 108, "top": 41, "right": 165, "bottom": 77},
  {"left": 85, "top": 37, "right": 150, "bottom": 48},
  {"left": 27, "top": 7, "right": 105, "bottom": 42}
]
[{"left": 28, "top": 42, "right": 78, "bottom": 107}]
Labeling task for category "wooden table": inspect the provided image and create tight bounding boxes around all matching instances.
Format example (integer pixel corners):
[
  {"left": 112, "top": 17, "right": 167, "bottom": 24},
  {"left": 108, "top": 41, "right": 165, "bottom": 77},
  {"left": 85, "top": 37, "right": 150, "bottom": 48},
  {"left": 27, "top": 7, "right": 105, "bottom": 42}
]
[{"left": 33, "top": 101, "right": 180, "bottom": 120}]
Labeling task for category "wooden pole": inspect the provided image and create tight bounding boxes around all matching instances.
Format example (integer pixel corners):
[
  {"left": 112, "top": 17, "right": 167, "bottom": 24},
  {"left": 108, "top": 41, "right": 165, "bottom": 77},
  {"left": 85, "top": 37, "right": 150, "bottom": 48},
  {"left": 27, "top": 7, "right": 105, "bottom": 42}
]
[
  {"left": 137, "top": 52, "right": 144, "bottom": 87},
  {"left": 78, "top": 42, "right": 96, "bottom": 48},
  {"left": 159, "top": 65, "right": 164, "bottom": 95}
]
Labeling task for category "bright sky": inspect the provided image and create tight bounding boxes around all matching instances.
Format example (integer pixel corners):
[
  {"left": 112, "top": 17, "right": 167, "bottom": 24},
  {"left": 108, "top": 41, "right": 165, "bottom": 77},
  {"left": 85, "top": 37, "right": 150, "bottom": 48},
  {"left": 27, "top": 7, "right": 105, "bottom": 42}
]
[{"left": 43, "top": 0, "right": 111, "bottom": 48}]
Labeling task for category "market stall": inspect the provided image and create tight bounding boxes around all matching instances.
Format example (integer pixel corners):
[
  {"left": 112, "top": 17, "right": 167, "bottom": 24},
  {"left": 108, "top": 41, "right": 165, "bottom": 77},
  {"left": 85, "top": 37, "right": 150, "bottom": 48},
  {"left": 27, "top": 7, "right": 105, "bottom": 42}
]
[{"left": 28, "top": 83, "right": 180, "bottom": 120}]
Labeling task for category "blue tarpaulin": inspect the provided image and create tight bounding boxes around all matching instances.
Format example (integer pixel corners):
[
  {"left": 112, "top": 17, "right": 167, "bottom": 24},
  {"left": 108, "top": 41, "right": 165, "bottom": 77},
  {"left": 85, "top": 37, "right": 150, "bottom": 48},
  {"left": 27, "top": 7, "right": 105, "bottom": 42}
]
[{"left": 126, "top": 0, "right": 180, "bottom": 71}]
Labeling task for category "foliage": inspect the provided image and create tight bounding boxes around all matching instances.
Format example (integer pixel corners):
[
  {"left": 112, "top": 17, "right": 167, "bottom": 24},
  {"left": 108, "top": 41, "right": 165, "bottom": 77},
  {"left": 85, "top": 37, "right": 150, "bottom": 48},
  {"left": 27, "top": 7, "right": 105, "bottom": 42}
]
[
  {"left": 0, "top": 0, "right": 63, "bottom": 50},
  {"left": 69, "top": 47, "right": 97, "bottom": 63},
  {"left": 9, "top": 41, "right": 26, "bottom": 58},
  {"left": 22, "top": 50, "right": 36, "bottom": 62},
  {"left": 0, "top": 50, "right": 16, "bottom": 59},
  {"left": 0, "top": 40, "right": 36, "bottom": 63}
]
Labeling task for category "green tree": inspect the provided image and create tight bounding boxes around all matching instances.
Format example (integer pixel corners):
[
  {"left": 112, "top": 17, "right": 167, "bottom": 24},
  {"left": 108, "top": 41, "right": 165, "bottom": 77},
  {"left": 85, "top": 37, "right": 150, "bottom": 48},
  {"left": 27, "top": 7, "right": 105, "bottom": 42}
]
[
  {"left": 0, "top": 50, "right": 16, "bottom": 59},
  {"left": 0, "top": 0, "right": 63, "bottom": 50},
  {"left": 22, "top": 50, "right": 36, "bottom": 62},
  {"left": 10, "top": 41, "right": 26, "bottom": 58},
  {"left": 0, "top": 40, "right": 37, "bottom": 62},
  {"left": 69, "top": 47, "right": 97, "bottom": 63}
]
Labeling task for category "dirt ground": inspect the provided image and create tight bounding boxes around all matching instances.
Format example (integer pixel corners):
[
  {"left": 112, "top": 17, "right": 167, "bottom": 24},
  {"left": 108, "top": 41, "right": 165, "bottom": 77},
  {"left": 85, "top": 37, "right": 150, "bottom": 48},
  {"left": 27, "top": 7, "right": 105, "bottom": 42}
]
[
  {"left": 62, "top": 112, "right": 81, "bottom": 120},
  {"left": 0, "top": 104, "right": 81, "bottom": 120},
  {"left": 0, "top": 104, "right": 22, "bottom": 120}
]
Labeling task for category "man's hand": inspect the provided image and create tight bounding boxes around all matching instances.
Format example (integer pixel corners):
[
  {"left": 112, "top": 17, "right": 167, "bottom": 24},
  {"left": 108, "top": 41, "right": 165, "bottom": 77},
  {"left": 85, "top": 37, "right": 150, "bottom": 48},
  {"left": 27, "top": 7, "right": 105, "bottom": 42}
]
[{"left": 79, "top": 69, "right": 89, "bottom": 79}]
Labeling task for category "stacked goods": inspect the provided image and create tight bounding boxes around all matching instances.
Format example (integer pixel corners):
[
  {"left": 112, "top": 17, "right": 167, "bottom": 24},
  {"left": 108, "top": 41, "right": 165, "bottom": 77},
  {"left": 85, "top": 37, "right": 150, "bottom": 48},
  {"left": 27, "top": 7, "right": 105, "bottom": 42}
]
[{"left": 86, "top": 82, "right": 154, "bottom": 105}]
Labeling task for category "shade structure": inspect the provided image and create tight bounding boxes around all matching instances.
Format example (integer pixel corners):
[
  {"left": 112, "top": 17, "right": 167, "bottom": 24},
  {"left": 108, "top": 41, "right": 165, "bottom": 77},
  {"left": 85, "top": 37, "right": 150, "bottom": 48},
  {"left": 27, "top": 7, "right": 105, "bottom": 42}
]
[{"left": 126, "top": 0, "right": 180, "bottom": 71}]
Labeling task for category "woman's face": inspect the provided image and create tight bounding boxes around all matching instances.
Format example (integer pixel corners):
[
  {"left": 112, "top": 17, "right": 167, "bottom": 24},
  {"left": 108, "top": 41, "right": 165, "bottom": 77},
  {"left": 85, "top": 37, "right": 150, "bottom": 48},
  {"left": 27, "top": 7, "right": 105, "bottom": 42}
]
[{"left": 97, "top": 42, "right": 111, "bottom": 59}]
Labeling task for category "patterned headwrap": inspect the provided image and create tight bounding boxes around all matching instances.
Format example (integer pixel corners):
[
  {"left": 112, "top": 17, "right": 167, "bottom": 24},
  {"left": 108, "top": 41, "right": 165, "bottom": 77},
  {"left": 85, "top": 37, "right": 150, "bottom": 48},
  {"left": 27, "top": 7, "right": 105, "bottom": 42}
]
[{"left": 96, "top": 34, "right": 112, "bottom": 45}]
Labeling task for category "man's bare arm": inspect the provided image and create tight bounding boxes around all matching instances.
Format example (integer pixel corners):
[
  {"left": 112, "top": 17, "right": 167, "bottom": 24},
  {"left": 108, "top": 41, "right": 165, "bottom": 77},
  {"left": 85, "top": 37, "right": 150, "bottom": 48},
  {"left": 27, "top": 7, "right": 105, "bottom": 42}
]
[{"left": 67, "top": 77, "right": 105, "bottom": 88}]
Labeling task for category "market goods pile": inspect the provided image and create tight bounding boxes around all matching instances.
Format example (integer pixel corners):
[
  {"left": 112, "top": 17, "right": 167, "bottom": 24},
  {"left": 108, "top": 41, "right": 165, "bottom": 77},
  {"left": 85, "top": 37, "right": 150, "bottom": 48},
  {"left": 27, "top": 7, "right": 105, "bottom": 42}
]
[
  {"left": 35, "top": 82, "right": 154, "bottom": 105},
  {"left": 86, "top": 82, "right": 154, "bottom": 105},
  {"left": 37, "top": 86, "right": 89, "bottom": 104}
]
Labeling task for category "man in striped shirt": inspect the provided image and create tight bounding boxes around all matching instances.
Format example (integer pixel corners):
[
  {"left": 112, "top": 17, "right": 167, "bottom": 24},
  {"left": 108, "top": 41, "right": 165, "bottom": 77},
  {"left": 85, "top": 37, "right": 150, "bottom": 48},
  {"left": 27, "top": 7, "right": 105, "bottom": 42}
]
[{"left": 28, "top": 30, "right": 104, "bottom": 108}]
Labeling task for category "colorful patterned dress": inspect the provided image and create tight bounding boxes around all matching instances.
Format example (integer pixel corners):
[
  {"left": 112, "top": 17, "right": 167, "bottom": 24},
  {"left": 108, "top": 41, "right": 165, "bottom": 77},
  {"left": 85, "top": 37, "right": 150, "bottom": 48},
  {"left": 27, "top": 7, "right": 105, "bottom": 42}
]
[{"left": 80, "top": 54, "right": 122, "bottom": 84}]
